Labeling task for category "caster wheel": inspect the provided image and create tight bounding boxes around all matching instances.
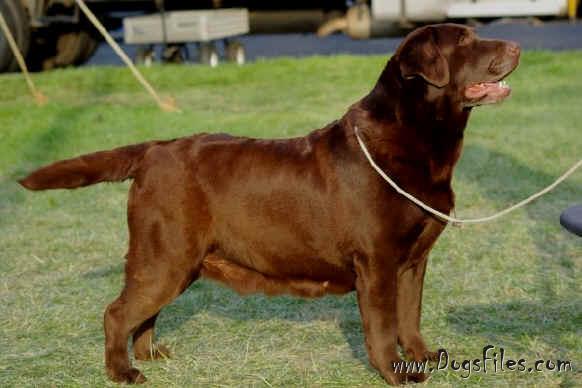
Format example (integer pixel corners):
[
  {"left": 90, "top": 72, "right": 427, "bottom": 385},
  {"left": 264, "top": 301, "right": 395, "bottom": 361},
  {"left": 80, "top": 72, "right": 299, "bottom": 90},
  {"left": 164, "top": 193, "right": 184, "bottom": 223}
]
[
  {"left": 199, "top": 42, "right": 218, "bottom": 67},
  {"left": 225, "top": 40, "right": 245, "bottom": 65},
  {"left": 135, "top": 45, "right": 155, "bottom": 66}
]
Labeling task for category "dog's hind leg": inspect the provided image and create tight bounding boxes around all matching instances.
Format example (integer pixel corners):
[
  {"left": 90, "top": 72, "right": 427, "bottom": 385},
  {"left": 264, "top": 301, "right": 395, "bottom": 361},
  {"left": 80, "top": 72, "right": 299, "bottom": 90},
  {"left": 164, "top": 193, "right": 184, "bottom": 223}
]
[
  {"left": 104, "top": 259, "right": 199, "bottom": 384},
  {"left": 104, "top": 181, "right": 206, "bottom": 382},
  {"left": 103, "top": 147, "right": 211, "bottom": 383}
]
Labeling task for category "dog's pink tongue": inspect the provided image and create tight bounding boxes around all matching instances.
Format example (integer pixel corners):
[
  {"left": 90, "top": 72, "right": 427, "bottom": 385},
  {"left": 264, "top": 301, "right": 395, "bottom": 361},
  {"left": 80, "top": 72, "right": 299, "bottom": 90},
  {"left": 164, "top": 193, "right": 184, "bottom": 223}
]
[
  {"left": 465, "top": 82, "right": 511, "bottom": 103},
  {"left": 465, "top": 83, "right": 493, "bottom": 99}
]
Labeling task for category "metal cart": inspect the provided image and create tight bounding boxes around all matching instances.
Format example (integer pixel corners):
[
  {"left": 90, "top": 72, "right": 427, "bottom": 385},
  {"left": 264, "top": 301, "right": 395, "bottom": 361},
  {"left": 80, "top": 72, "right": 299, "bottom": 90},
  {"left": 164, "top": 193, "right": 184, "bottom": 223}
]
[{"left": 123, "top": 8, "right": 249, "bottom": 67}]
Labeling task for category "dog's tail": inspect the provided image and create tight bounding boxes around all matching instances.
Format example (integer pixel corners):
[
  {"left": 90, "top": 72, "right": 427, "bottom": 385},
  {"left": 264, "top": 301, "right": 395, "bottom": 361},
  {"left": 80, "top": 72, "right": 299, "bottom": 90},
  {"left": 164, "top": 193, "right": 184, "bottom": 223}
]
[{"left": 19, "top": 141, "right": 160, "bottom": 191}]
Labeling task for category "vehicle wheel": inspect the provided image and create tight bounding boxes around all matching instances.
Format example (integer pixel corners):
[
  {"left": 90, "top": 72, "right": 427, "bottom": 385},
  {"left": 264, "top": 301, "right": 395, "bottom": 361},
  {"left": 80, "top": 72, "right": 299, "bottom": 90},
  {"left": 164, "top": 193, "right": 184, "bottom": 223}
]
[
  {"left": 0, "top": 0, "right": 31, "bottom": 73},
  {"left": 42, "top": 29, "right": 98, "bottom": 70},
  {"left": 199, "top": 42, "right": 218, "bottom": 67},
  {"left": 24, "top": 32, "right": 54, "bottom": 72},
  {"left": 76, "top": 29, "right": 99, "bottom": 64},
  {"left": 225, "top": 40, "right": 245, "bottom": 65}
]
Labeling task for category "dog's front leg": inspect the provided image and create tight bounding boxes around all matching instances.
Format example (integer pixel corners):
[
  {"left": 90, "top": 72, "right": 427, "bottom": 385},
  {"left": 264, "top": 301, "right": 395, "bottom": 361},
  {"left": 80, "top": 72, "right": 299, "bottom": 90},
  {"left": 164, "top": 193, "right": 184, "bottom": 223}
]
[
  {"left": 397, "top": 220, "right": 445, "bottom": 362},
  {"left": 396, "top": 256, "right": 440, "bottom": 361},
  {"left": 354, "top": 254, "right": 427, "bottom": 385}
]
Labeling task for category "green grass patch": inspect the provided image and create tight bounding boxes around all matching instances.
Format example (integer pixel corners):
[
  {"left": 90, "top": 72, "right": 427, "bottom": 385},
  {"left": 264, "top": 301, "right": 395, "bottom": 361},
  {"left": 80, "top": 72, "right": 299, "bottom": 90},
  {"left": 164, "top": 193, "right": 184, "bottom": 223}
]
[{"left": 0, "top": 53, "right": 580, "bottom": 387}]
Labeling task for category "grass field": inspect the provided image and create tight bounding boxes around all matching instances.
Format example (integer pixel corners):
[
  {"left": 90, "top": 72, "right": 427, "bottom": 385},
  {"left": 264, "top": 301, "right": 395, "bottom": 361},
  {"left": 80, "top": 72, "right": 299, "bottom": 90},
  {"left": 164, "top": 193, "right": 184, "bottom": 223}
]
[{"left": 0, "top": 52, "right": 581, "bottom": 387}]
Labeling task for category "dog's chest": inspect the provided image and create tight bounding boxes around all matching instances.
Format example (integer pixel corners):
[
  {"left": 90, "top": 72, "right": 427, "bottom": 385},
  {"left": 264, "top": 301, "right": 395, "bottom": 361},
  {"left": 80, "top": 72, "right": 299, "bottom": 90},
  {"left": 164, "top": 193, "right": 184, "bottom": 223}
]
[{"left": 369, "top": 185, "right": 451, "bottom": 266}]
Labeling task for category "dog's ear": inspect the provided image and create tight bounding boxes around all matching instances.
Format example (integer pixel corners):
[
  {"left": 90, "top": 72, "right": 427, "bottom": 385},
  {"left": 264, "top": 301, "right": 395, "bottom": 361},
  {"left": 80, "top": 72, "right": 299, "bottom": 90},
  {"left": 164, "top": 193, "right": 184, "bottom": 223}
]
[{"left": 398, "top": 27, "right": 450, "bottom": 88}]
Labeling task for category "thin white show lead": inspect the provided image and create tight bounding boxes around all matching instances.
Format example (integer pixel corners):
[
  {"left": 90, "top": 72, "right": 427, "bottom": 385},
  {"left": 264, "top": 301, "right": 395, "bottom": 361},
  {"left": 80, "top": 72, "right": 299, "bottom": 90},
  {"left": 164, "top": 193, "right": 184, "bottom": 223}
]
[{"left": 354, "top": 126, "right": 582, "bottom": 225}]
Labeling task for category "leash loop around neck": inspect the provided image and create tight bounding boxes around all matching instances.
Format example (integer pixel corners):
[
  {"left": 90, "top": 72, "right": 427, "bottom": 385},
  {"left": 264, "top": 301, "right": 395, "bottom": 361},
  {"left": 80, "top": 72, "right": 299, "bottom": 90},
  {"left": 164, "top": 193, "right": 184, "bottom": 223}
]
[{"left": 354, "top": 126, "right": 582, "bottom": 225}]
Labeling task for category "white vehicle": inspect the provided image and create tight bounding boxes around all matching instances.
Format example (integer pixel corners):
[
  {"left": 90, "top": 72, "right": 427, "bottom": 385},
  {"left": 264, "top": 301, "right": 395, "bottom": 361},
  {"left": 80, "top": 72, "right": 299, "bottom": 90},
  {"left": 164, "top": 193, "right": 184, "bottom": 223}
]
[{"left": 319, "top": 0, "right": 580, "bottom": 38}]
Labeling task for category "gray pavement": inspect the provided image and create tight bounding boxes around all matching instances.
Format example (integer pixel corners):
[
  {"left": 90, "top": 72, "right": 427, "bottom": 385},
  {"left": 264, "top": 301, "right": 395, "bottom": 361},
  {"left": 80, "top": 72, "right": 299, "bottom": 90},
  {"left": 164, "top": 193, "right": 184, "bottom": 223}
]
[{"left": 87, "top": 20, "right": 582, "bottom": 66}]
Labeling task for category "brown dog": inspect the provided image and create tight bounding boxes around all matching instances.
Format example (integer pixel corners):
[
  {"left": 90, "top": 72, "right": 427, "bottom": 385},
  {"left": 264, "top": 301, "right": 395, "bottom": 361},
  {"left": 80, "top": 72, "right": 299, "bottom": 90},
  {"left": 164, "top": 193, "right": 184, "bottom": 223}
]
[{"left": 19, "top": 24, "right": 520, "bottom": 385}]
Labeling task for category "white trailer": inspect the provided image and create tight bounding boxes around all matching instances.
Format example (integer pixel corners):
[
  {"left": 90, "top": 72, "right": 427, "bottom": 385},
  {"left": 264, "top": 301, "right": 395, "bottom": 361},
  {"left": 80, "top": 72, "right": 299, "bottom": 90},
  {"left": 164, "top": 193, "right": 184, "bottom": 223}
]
[{"left": 373, "top": 0, "right": 569, "bottom": 21}]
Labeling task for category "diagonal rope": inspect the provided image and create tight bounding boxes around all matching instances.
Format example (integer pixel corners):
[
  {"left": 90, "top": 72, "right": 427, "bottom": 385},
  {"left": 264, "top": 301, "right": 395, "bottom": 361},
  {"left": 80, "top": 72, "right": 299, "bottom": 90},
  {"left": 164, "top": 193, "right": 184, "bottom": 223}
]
[
  {"left": 0, "top": 11, "right": 47, "bottom": 105},
  {"left": 354, "top": 126, "right": 582, "bottom": 225},
  {"left": 74, "top": 0, "right": 179, "bottom": 112}
]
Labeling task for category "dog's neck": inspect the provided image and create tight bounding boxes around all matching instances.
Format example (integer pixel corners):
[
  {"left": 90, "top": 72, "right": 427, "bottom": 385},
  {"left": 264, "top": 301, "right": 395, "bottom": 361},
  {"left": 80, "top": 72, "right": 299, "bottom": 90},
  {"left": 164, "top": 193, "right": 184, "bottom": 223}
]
[{"left": 352, "top": 58, "right": 468, "bottom": 184}]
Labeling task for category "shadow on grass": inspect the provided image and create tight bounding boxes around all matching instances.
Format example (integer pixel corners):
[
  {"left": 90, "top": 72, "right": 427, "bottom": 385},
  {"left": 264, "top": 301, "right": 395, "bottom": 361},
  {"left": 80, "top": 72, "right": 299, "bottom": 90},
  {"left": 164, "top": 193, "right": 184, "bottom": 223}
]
[
  {"left": 448, "top": 144, "right": 579, "bottom": 354},
  {"left": 83, "top": 262, "right": 124, "bottom": 279},
  {"left": 157, "top": 282, "right": 370, "bottom": 365},
  {"left": 446, "top": 301, "right": 579, "bottom": 350},
  {"left": 458, "top": 144, "right": 579, "bottom": 293}
]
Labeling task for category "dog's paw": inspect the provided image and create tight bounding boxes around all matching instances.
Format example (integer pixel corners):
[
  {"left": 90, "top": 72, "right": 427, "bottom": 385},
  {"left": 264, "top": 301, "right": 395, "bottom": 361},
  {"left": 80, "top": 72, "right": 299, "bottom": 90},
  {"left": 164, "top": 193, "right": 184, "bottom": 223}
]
[
  {"left": 403, "top": 372, "right": 429, "bottom": 383},
  {"left": 108, "top": 367, "right": 147, "bottom": 384},
  {"left": 387, "top": 371, "right": 428, "bottom": 385},
  {"left": 424, "top": 348, "right": 446, "bottom": 362},
  {"left": 381, "top": 358, "right": 430, "bottom": 385},
  {"left": 135, "top": 344, "right": 171, "bottom": 361},
  {"left": 405, "top": 346, "right": 445, "bottom": 362}
]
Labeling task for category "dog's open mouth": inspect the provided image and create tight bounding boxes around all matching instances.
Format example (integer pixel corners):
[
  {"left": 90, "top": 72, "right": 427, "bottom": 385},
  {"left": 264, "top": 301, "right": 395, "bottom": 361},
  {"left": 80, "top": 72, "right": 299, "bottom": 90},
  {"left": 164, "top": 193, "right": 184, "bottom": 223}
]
[{"left": 464, "top": 80, "right": 511, "bottom": 106}]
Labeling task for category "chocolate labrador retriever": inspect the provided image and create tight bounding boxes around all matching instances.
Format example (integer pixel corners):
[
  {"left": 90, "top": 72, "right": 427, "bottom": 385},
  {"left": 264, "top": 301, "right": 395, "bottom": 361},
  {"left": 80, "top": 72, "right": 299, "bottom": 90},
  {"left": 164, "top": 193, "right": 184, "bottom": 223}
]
[{"left": 19, "top": 24, "right": 520, "bottom": 385}]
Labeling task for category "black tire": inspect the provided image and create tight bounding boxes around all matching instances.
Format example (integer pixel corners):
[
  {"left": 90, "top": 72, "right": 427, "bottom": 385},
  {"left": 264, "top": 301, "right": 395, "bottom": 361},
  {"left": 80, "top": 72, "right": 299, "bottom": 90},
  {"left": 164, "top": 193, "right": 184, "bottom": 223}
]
[
  {"left": 25, "top": 31, "right": 55, "bottom": 72},
  {"left": 26, "top": 26, "right": 99, "bottom": 71},
  {"left": 199, "top": 42, "right": 218, "bottom": 67},
  {"left": 76, "top": 30, "right": 99, "bottom": 64},
  {"left": 225, "top": 40, "right": 245, "bottom": 65},
  {"left": 0, "top": 0, "right": 30, "bottom": 73},
  {"left": 42, "top": 29, "right": 99, "bottom": 70}
]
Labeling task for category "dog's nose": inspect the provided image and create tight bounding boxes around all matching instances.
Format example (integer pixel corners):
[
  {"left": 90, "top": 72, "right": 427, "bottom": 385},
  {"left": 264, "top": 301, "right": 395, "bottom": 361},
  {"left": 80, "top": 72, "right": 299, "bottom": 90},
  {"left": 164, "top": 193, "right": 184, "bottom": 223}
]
[{"left": 506, "top": 41, "right": 521, "bottom": 57}]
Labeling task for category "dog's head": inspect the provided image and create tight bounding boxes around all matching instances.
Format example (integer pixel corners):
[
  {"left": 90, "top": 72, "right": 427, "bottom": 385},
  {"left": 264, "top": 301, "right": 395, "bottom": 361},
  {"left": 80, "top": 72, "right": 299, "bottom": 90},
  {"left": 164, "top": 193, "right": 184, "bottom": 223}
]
[{"left": 394, "top": 24, "right": 520, "bottom": 108}]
